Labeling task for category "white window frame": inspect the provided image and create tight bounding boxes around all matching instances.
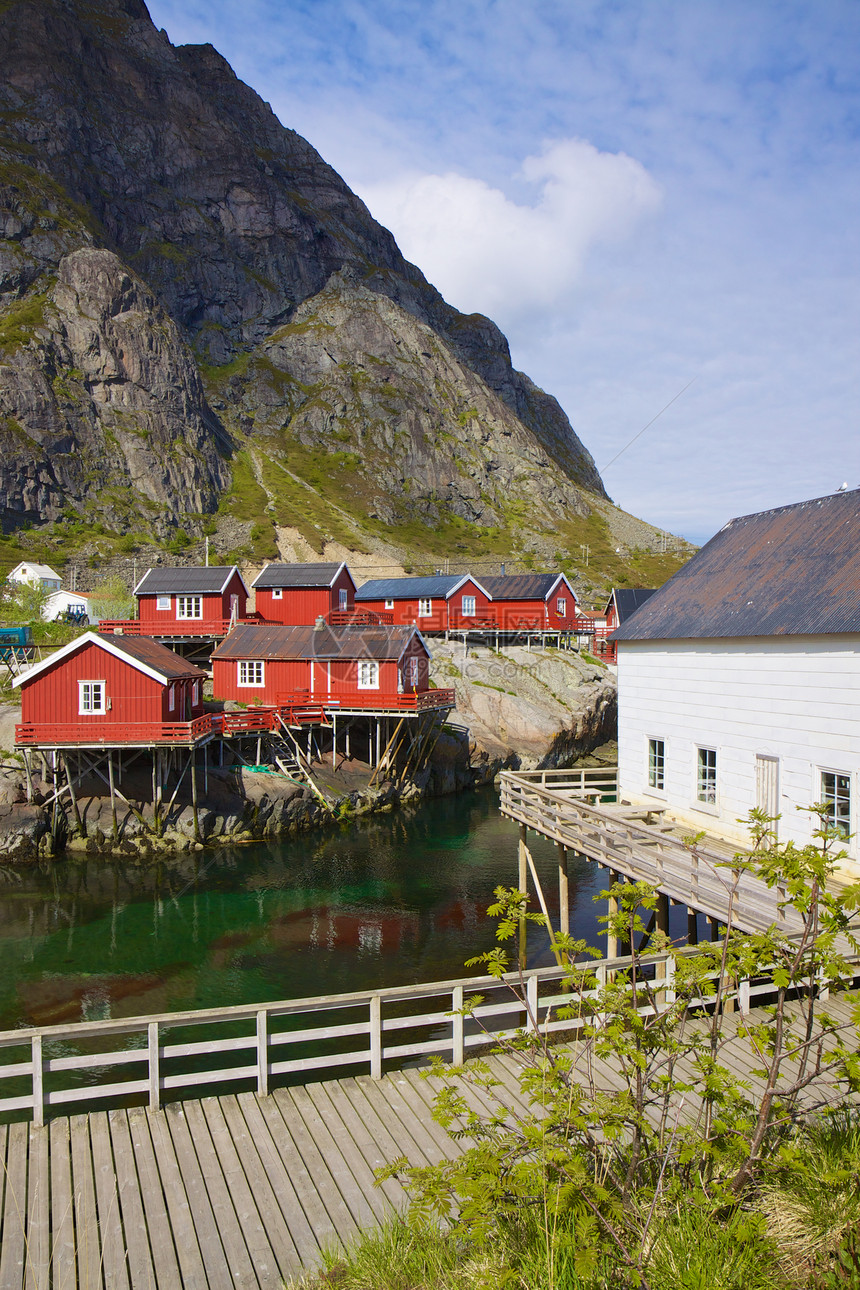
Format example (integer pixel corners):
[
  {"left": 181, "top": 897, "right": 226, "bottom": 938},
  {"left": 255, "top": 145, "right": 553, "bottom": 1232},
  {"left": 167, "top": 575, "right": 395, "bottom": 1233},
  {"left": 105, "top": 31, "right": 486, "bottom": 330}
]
[
  {"left": 168, "top": 685, "right": 175, "bottom": 713},
  {"left": 385, "top": 598, "right": 395, "bottom": 610},
  {"left": 339, "top": 588, "right": 349, "bottom": 610},
  {"left": 647, "top": 737, "right": 665, "bottom": 793},
  {"left": 238, "top": 660, "right": 264, "bottom": 687},
  {"left": 408, "top": 656, "right": 420, "bottom": 686},
  {"left": 820, "top": 768, "right": 851, "bottom": 839},
  {"left": 176, "top": 595, "right": 203, "bottom": 620},
  {"left": 462, "top": 595, "right": 476, "bottom": 617},
  {"left": 192, "top": 681, "right": 200, "bottom": 706},
  {"left": 696, "top": 746, "right": 718, "bottom": 807},
  {"left": 78, "top": 680, "right": 106, "bottom": 715},
  {"left": 557, "top": 597, "right": 567, "bottom": 616},
  {"left": 272, "top": 588, "right": 283, "bottom": 600},
  {"left": 156, "top": 595, "right": 171, "bottom": 611},
  {"left": 418, "top": 598, "right": 432, "bottom": 617},
  {"left": 357, "top": 660, "right": 380, "bottom": 690}
]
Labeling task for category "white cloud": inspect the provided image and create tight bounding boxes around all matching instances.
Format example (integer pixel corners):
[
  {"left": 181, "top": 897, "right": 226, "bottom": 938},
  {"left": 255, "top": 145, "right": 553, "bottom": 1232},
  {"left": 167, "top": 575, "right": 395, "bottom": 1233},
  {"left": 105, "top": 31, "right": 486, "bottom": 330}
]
[{"left": 361, "top": 139, "right": 662, "bottom": 322}]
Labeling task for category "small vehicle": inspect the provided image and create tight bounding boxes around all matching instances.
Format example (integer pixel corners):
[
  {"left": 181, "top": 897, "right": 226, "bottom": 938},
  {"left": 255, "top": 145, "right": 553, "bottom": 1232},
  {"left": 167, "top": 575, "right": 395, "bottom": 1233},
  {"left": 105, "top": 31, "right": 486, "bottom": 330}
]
[
  {"left": 0, "top": 624, "right": 34, "bottom": 665},
  {"left": 56, "top": 607, "right": 90, "bottom": 625}
]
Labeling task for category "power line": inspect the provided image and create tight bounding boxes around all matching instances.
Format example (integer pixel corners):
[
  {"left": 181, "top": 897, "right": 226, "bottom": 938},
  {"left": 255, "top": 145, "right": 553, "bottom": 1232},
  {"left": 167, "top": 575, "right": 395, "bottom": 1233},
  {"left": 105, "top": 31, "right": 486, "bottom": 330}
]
[{"left": 600, "top": 377, "right": 697, "bottom": 474}]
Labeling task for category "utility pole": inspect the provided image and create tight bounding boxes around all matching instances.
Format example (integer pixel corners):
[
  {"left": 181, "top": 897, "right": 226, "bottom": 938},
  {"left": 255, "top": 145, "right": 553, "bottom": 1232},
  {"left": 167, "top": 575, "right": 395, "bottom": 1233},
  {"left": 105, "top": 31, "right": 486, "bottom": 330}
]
[
  {"left": 579, "top": 544, "right": 590, "bottom": 567},
  {"left": 205, "top": 536, "right": 209, "bottom": 567}
]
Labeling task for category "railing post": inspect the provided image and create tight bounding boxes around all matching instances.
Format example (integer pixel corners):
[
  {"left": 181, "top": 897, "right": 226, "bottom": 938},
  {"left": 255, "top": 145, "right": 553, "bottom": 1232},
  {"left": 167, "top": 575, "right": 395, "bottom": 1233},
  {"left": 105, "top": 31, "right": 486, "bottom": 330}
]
[
  {"left": 148, "top": 1021, "right": 161, "bottom": 1112},
  {"left": 452, "top": 985, "right": 465, "bottom": 1066},
  {"left": 369, "top": 995, "right": 382, "bottom": 1079},
  {"left": 664, "top": 955, "right": 676, "bottom": 1006},
  {"left": 256, "top": 1009, "right": 269, "bottom": 1097},
  {"left": 526, "top": 974, "right": 539, "bottom": 1033},
  {"left": 31, "top": 1034, "right": 44, "bottom": 1128},
  {"left": 738, "top": 977, "right": 750, "bottom": 1013}
]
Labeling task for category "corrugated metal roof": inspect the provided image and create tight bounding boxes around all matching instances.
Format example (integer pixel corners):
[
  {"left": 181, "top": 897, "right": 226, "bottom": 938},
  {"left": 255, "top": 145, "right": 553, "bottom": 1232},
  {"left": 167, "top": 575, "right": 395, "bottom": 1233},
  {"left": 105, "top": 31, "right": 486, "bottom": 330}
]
[
  {"left": 613, "top": 491, "right": 860, "bottom": 642},
  {"left": 107, "top": 636, "right": 208, "bottom": 680},
  {"left": 480, "top": 574, "right": 563, "bottom": 600},
  {"left": 134, "top": 567, "right": 243, "bottom": 595},
  {"left": 355, "top": 576, "right": 464, "bottom": 600},
  {"left": 252, "top": 562, "right": 346, "bottom": 589},
  {"left": 212, "top": 623, "right": 425, "bottom": 662},
  {"left": 611, "top": 588, "right": 657, "bottom": 624}
]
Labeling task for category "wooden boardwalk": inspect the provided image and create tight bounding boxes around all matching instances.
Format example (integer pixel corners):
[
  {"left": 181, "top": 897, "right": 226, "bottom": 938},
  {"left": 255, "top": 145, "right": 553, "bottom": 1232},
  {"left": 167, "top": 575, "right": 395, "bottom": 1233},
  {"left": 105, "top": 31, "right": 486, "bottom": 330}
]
[{"left": 2, "top": 994, "right": 858, "bottom": 1290}]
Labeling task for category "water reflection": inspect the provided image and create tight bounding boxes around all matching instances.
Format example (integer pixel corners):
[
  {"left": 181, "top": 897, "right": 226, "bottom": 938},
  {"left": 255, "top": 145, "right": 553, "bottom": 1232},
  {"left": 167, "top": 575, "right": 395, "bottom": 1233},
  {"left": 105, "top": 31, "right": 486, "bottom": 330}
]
[{"left": 0, "top": 789, "right": 608, "bottom": 1031}]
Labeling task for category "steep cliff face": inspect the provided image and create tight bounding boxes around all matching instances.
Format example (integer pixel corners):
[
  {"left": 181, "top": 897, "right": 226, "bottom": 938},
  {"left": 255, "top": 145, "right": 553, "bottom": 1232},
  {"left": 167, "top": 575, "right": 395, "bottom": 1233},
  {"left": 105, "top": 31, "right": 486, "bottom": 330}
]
[{"left": 0, "top": 0, "right": 608, "bottom": 550}]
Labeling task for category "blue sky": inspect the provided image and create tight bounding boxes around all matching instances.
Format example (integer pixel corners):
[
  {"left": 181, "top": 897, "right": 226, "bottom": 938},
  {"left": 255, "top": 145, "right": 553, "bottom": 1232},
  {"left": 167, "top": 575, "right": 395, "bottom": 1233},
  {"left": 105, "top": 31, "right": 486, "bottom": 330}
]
[{"left": 146, "top": 0, "right": 860, "bottom": 544}]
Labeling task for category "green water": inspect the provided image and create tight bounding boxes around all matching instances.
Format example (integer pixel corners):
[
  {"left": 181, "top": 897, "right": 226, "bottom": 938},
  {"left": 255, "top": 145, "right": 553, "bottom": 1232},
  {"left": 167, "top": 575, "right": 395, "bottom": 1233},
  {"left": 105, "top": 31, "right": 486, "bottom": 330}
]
[{"left": 0, "top": 789, "right": 609, "bottom": 1034}]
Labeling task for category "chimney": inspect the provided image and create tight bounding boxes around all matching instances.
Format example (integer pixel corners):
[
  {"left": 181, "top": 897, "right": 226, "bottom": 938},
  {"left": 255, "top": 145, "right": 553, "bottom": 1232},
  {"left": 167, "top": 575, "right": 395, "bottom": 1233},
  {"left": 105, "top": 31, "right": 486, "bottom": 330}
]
[
  {"left": 500, "top": 563, "right": 506, "bottom": 576},
  {"left": 314, "top": 615, "right": 325, "bottom": 630}
]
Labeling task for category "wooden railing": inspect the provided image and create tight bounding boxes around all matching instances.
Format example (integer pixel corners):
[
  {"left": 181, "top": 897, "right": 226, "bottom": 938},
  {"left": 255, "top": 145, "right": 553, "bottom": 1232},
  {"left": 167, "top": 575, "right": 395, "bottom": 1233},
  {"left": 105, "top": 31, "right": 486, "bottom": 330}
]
[
  {"left": 275, "top": 689, "right": 456, "bottom": 713},
  {"left": 15, "top": 716, "right": 214, "bottom": 746},
  {"left": 98, "top": 619, "right": 256, "bottom": 637},
  {"left": 4, "top": 947, "right": 845, "bottom": 1126},
  {"left": 327, "top": 610, "right": 393, "bottom": 626},
  {"left": 499, "top": 768, "right": 802, "bottom": 935}
]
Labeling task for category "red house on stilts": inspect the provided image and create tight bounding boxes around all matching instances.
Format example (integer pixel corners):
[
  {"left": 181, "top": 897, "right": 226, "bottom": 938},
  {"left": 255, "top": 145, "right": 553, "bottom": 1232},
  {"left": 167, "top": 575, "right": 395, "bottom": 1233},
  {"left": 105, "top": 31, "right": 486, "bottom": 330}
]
[{"left": 252, "top": 562, "right": 358, "bottom": 625}]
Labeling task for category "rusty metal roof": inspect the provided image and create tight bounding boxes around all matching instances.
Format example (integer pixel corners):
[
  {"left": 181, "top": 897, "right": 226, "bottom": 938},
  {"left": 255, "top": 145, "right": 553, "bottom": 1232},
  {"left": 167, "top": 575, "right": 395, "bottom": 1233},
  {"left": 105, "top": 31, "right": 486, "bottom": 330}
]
[
  {"left": 613, "top": 491, "right": 860, "bottom": 642},
  {"left": 251, "top": 562, "right": 349, "bottom": 589},
  {"left": 106, "top": 636, "right": 209, "bottom": 680},
  {"left": 212, "top": 623, "right": 426, "bottom": 662}
]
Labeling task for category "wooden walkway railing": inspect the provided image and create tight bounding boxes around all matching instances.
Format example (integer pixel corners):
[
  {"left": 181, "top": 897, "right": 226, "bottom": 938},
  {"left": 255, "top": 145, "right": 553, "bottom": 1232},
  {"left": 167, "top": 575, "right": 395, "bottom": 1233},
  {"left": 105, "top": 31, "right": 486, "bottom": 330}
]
[{"left": 499, "top": 767, "right": 799, "bottom": 935}]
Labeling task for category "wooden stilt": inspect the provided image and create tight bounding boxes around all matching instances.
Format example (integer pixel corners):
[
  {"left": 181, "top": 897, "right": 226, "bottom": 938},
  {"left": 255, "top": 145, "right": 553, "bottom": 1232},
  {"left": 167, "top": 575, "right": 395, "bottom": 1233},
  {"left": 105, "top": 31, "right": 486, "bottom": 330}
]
[
  {"left": 63, "top": 752, "right": 84, "bottom": 837},
  {"left": 375, "top": 719, "right": 381, "bottom": 768},
  {"left": 332, "top": 712, "right": 337, "bottom": 769},
  {"left": 687, "top": 907, "right": 699, "bottom": 945},
  {"left": 190, "top": 748, "right": 201, "bottom": 842},
  {"left": 518, "top": 824, "right": 528, "bottom": 970},
  {"left": 557, "top": 843, "right": 569, "bottom": 937},
  {"left": 607, "top": 869, "right": 620, "bottom": 959},
  {"left": 155, "top": 749, "right": 164, "bottom": 836},
  {"left": 107, "top": 750, "right": 119, "bottom": 843},
  {"left": 22, "top": 750, "right": 34, "bottom": 803}
]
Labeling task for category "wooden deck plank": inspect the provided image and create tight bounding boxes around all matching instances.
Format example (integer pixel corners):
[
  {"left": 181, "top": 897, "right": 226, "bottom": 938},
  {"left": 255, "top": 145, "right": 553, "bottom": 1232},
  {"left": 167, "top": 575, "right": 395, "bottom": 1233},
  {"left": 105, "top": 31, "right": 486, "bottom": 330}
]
[
  {"left": 140, "top": 1107, "right": 210, "bottom": 1290},
  {"left": 197, "top": 1096, "right": 284, "bottom": 1288},
  {"left": 0, "top": 1121, "right": 28, "bottom": 1290},
  {"left": 244, "top": 1088, "right": 340, "bottom": 1259},
  {"left": 48, "top": 1117, "right": 77, "bottom": 1290},
  {"left": 217, "top": 1095, "right": 304, "bottom": 1281},
  {"left": 89, "top": 1109, "right": 131, "bottom": 1290},
  {"left": 305, "top": 1080, "right": 406, "bottom": 1210},
  {"left": 302, "top": 1082, "right": 398, "bottom": 1221},
  {"left": 69, "top": 1114, "right": 103, "bottom": 1290},
  {"left": 348, "top": 1074, "right": 452, "bottom": 1167},
  {"left": 108, "top": 1110, "right": 158, "bottom": 1290},
  {"left": 268, "top": 1087, "right": 359, "bottom": 1250},
  {"left": 277, "top": 1083, "right": 378, "bottom": 1229},
  {"left": 166, "top": 1099, "right": 252, "bottom": 1290},
  {"left": 24, "top": 1125, "right": 50, "bottom": 1290},
  {"left": 161, "top": 1104, "right": 236, "bottom": 1290}
]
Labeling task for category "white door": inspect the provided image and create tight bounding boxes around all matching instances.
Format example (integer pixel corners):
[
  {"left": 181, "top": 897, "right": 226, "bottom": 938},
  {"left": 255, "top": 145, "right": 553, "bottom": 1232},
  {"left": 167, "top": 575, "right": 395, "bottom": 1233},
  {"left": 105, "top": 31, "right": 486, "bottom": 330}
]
[
  {"left": 755, "top": 755, "right": 779, "bottom": 841},
  {"left": 230, "top": 594, "right": 239, "bottom": 623}
]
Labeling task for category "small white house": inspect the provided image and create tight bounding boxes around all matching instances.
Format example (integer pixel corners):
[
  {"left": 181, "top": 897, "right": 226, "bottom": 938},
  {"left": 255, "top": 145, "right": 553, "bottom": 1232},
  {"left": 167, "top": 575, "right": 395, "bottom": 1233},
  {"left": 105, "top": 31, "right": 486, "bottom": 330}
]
[
  {"left": 612, "top": 490, "right": 860, "bottom": 872},
  {"left": 7, "top": 562, "right": 62, "bottom": 591}
]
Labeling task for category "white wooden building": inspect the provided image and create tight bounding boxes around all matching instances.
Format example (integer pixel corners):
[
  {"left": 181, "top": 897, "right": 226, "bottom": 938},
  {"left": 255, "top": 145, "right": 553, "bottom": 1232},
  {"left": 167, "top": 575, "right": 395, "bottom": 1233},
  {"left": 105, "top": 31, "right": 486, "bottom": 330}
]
[{"left": 612, "top": 491, "right": 860, "bottom": 871}]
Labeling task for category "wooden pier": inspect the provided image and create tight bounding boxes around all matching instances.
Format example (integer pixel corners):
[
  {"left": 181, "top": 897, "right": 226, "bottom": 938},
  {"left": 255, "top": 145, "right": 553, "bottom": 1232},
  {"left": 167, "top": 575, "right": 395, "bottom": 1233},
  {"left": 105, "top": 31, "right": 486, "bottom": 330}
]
[{"left": 2, "top": 984, "right": 859, "bottom": 1289}]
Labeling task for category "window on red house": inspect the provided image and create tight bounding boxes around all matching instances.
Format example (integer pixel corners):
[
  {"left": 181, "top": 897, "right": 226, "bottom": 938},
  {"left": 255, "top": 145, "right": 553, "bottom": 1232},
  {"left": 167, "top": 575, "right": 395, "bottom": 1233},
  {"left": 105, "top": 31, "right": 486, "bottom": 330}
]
[
  {"left": 177, "top": 596, "right": 203, "bottom": 619},
  {"left": 238, "top": 660, "right": 264, "bottom": 686},
  {"left": 557, "top": 597, "right": 567, "bottom": 616},
  {"left": 339, "top": 588, "right": 348, "bottom": 609},
  {"left": 79, "top": 681, "right": 106, "bottom": 714}
]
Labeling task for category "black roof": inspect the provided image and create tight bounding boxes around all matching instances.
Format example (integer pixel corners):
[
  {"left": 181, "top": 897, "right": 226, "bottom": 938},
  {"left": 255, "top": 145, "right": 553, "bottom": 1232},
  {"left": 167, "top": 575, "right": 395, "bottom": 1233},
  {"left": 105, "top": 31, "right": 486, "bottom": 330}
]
[
  {"left": 613, "top": 491, "right": 860, "bottom": 642},
  {"left": 135, "top": 566, "right": 246, "bottom": 595},
  {"left": 480, "top": 574, "right": 573, "bottom": 601},
  {"left": 252, "top": 562, "right": 350, "bottom": 589},
  {"left": 608, "top": 588, "right": 656, "bottom": 624},
  {"left": 356, "top": 575, "right": 469, "bottom": 601},
  {"left": 212, "top": 623, "right": 426, "bottom": 662}
]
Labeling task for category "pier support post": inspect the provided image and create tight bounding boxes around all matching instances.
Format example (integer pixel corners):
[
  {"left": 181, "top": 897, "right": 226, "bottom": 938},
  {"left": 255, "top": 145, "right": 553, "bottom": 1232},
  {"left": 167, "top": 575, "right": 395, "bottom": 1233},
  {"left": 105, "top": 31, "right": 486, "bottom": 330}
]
[
  {"left": 687, "top": 907, "right": 699, "bottom": 945},
  {"left": 154, "top": 750, "right": 164, "bottom": 836},
  {"left": 557, "top": 843, "right": 569, "bottom": 937},
  {"left": 107, "top": 750, "right": 119, "bottom": 843},
  {"left": 518, "top": 824, "right": 528, "bottom": 970},
  {"left": 191, "top": 748, "right": 201, "bottom": 842},
  {"left": 607, "top": 869, "right": 620, "bottom": 960}
]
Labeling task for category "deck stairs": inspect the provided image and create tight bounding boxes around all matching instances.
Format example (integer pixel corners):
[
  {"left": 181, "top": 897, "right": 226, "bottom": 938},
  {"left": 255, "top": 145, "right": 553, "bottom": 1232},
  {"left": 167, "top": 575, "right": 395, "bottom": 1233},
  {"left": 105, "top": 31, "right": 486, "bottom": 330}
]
[{"left": 269, "top": 717, "right": 333, "bottom": 810}]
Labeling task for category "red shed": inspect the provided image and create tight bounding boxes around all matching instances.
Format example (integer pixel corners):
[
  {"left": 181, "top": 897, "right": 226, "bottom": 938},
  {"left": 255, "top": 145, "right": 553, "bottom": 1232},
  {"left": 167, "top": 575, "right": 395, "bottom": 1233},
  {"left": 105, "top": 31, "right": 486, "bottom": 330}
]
[
  {"left": 133, "top": 566, "right": 249, "bottom": 634},
  {"left": 211, "top": 623, "right": 434, "bottom": 708},
  {"left": 252, "top": 562, "right": 356, "bottom": 625},
  {"left": 479, "top": 573, "right": 580, "bottom": 631},
  {"left": 14, "top": 632, "right": 208, "bottom": 745},
  {"left": 354, "top": 575, "right": 492, "bottom": 633}
]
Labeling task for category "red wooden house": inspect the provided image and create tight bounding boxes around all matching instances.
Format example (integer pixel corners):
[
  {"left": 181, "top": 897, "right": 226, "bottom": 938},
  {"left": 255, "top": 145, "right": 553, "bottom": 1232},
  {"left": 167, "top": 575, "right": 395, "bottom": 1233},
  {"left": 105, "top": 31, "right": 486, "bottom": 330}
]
[
  {"left": 14, "top": 632, "right": 208, "bottom": 746},
  {"left": 211, "top": 623, "right": 451, "bottom": 712},
  {"left": 479, "top": 574, "right": 580, "bottom": 631},
  {"left": 354, "top": 575, "right": 492, "bottom": 633},
  {"left": 124, "top": 566, "right": 250, "bottom": 635},
  {"left": 252, "top": 562, "right": 357, "bottom": 625}
]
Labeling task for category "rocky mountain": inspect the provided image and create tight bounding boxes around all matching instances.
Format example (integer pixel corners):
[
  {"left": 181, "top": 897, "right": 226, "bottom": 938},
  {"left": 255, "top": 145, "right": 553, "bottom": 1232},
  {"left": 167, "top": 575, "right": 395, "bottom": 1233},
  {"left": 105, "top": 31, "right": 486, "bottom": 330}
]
[{"left": 0, "top": 0, "right": 680, "bottom": 580}]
